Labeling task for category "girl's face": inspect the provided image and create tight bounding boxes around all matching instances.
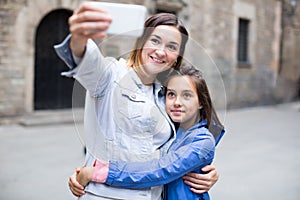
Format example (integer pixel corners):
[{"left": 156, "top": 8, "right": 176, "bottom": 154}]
[
  {"left": 141, "top": 25, "right": 181, "bottom": 76},
  {"left": 166, "top": 75, "right": 202, "bottom": 130}
]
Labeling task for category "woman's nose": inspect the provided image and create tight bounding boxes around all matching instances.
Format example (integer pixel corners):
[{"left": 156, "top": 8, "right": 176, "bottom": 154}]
[{"left": 155, "top": 46, "right": 166, "bottom": 56}]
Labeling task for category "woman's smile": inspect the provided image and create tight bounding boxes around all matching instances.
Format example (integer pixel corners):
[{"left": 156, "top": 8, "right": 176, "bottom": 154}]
[{"left": 150, "top": 56, "right": 165, "bottom": 64}]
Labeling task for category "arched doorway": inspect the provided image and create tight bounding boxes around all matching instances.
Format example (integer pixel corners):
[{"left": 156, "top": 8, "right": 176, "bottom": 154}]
[{"left": 34, "top": 9, "right": 85, "bottom": 110}]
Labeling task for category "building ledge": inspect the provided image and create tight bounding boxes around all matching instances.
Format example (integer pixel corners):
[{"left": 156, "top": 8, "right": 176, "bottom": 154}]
[{"left": 15, "top": 108, "right": 84, "bottom": 126}]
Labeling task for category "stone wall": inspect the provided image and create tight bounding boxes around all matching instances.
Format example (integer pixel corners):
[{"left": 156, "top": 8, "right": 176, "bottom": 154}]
[
  {"left": 0, "top": 0, "right": 299, "bottom": 119},
  {"left": 0, "top": 0, "right": 81, "bottom": 118},
  {"left": 0, "top": 0, "right": 28, "bottom": 116}
]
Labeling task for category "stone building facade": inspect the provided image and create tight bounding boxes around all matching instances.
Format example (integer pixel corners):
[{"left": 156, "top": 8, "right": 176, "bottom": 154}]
[{"left": 0, "top": 0, "right": 299, "bottom": 120}]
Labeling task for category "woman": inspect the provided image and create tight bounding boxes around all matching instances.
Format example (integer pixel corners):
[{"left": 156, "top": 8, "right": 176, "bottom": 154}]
[{"left": 54, "top": 2, "right": 221, "bottom": 199}]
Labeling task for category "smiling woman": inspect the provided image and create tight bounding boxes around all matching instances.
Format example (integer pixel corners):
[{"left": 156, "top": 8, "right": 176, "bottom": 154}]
[
  {"left": 137, "top": 25, "right": 182, "bottom": 85},
  {"left": 54, "top": 1, "right": 221, "bottom": 199}
]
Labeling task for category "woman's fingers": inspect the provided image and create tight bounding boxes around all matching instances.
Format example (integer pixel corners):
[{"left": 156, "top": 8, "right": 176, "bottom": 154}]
[
  {"left": 182, "top": 167, "right": 219, "bottom": 194},
  {"left": 69, "top": 9, "right": 111, "bottom": 33},
  {"left": 69, "top": 10, "right": 112, "bottom": 25},
  {"left": 68, "top": 2, "right": 113, "bottom": 56},
  {"left": 69, "top": 6, "right": 112, "bottom": 39}
]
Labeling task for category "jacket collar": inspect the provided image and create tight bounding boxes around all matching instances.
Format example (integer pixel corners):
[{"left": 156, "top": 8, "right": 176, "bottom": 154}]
[
  {"left": 178, "top": 120, "right": 208, "bottom": 134},
  {"left": 127, "top": 68, "right": 164, "bottom": 96}
]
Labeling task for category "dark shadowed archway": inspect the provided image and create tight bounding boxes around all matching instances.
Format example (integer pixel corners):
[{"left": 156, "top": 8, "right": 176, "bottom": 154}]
[{"left": 34, "top": 9, "right": 85, "bottom": 110}]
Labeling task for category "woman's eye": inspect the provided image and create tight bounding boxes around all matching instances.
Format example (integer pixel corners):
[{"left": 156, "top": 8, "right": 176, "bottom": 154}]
[
  {"left": 167, "top": 44, "right": 178, "bottom": 51},
  {"left": 150, "top": 38, "right": 160, "bottom": 45}
]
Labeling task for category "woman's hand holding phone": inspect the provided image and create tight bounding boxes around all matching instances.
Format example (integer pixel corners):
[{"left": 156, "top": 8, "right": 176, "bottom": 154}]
[
  {"left": 68, "top": 1, "right": 113, "bottom": 57},
  {"left": 68, "top": 1, "right": 146, "bottom": 57}
]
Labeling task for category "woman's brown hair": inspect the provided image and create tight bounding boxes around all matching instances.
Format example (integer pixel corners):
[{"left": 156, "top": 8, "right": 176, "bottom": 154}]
[{"left": 127, "top": 13, "right": 189, "bottom": 70}]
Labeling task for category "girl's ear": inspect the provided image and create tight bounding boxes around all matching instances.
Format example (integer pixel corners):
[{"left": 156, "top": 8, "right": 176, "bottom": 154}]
[{"left": 198, "top": 104, "right": 203, "bottom": 109}]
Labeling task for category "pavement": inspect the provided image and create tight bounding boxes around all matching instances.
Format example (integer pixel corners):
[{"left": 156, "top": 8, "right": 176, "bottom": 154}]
[{"left": 0, "top": 102, "right": 299, "bottom": 200}]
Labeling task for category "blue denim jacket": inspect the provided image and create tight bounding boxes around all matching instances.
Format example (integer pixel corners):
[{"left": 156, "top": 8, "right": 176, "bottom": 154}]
[
  {"left": 54, "top": 35, "right": 177, "bottom": 200},
  {"left": 104, "top": 120, "right": 221, "bottom": 200}
]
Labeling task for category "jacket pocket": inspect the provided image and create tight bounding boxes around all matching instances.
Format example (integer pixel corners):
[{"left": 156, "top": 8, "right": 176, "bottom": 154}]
[{"left": 118, "top": 89, "right": 146, "bottom": 119}]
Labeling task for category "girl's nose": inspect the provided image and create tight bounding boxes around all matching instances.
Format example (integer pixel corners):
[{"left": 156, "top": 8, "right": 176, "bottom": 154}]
[{"left": 174, "top": 97, "right": 182, "bottom": 107}]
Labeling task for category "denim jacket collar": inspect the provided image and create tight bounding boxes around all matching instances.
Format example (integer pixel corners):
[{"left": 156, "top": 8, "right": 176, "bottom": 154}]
[{"left": 126, "top": 67, "right": 165, "bottom": 98}]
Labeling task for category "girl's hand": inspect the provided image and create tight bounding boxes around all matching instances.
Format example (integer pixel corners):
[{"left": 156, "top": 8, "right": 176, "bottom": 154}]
[
  {"left": 76, "top": 166, "right": 94, "bottom": 187},
  {"left": 182, "top": 165, "right": 219, "bottom": 194},
  {"left": 68, "top": 169, "right": 85, "bottom": 197}
]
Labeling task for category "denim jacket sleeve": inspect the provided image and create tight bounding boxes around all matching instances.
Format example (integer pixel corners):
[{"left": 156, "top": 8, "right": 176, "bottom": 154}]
[
  {"left": 105, "top": 129, "right": 215, "bottom": 188},
  {"left": 54, "top": 34, "right": 76, "bottom": 70},
  {"left": 54, "top": 35, "right": 115, "bottom": 97}
]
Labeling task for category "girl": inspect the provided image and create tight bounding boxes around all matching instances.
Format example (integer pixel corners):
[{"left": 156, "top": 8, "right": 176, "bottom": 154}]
[{"left": 76, "top": 65, "right": 225, "bottom": 200}]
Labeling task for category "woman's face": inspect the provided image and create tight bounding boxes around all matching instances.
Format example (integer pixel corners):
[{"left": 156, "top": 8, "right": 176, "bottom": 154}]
[
  {"left": 166, "top": 75, "right": 201, "bottom": 130},
  {"left": 141, "top": 25, "right": 182, "bottom": 76}
]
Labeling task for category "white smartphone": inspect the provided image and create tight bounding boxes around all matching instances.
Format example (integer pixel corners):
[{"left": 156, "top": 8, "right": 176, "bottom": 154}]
[{"left": 90, "top": 1, "right": 148, "bottom": 37}]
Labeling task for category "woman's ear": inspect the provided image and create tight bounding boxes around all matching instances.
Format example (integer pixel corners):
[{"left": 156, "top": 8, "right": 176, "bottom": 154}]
[{"left": 198, "top": 104, "right": 203, "bottom": 109}]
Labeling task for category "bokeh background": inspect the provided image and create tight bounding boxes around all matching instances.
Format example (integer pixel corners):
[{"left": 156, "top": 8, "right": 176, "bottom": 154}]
[{"left": 0, "top": 0, "right": 299, "bottom": 199}]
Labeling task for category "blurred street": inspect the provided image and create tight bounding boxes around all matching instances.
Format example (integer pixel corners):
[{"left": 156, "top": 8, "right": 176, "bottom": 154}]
[{"left": 0, "top": 102, "right": 299, "bottom": 200}]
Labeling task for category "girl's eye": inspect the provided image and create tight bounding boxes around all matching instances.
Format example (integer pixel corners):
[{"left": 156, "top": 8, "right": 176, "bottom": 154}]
[
  {"left": 183, "top": 93, "right": 192, "bottom": 99},
  {"left": 167, "top": 91, "right": 176, "bottom": 98}
]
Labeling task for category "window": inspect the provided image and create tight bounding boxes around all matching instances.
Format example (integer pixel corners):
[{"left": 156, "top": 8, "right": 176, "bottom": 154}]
[{"left": 237, "top": 18, "right": 251, "bottom": 68}]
